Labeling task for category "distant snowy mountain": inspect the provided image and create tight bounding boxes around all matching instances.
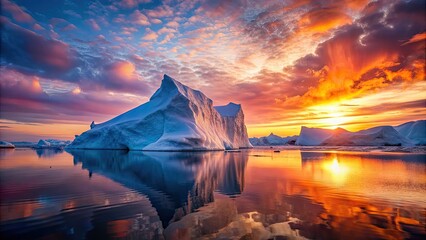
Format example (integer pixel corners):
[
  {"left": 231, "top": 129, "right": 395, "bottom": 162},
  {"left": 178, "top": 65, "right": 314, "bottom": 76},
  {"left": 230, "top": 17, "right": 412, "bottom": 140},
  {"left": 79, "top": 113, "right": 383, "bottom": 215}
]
[
  {"left": 249, "top": 133, "right": 298, "bottom": 146},
  {"left": 67, "top": 75, "right": 252, "bottom": 150},
  {"left": 296, "top": 120, "right": 425, "bottom": 146}
]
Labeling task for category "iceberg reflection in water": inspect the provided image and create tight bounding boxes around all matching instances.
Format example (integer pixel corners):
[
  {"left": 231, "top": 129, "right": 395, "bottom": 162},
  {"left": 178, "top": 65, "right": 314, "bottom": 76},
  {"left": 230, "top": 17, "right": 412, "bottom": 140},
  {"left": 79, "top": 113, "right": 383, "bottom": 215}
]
[
  {"left": 69, "top": 150, "right": 248, "bottom": 228},
  {"left": 0, "top": 148, "right": 425, "bottom": 239}
]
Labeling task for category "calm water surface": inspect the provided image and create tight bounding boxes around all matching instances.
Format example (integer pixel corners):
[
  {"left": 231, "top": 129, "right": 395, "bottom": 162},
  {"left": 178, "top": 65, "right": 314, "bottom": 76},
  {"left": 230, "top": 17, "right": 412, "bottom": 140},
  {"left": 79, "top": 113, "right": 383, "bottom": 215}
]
[{"left": 0, "top": 148, "right": 425, "bottom": 240}]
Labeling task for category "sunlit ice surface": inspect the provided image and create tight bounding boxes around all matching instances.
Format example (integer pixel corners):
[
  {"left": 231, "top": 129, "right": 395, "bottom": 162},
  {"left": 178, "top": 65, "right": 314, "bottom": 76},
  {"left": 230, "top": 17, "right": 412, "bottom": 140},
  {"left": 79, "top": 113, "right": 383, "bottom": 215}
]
[{"left": 0, "top": 148, "right": 425, "bottom": 239}]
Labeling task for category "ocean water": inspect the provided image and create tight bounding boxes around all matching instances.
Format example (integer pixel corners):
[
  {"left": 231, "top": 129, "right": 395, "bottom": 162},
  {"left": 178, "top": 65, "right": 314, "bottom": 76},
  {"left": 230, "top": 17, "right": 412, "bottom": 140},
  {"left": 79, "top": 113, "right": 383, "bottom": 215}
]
[{"left": 0, "top": 148, "right": 425, "bottom": 239}]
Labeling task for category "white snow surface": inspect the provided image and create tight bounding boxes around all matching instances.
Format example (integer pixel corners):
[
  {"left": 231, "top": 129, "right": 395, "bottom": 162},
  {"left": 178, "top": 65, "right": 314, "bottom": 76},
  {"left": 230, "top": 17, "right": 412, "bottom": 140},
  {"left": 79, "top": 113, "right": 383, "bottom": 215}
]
[
  {"left": 0, "top": 141, "right": 15, "bottom": 148},
  {"left": 67, "top": 74, "right": 252, "bottom": 150}
]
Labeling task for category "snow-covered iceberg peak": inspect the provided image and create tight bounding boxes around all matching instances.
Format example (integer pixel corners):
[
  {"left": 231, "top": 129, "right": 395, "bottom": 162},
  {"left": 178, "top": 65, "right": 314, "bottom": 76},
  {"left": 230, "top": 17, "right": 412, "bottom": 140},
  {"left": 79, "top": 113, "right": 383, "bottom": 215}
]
[
  {"left": 67, "top": 74, "right": 252, "bottom": 151},
  {"left": 215, "top": 102, "right": 241, "bottom": 117},
  {"left": 150, "top": 74, "right": 210, "bottom": 104}
]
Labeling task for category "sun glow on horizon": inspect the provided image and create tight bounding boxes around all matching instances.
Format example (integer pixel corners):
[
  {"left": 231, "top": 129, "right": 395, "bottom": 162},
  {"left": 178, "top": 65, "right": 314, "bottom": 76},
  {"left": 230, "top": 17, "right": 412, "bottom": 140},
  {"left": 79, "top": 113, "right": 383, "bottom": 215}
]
[{"left": 309, "top": 104, "right": 348, "bottom": 129}]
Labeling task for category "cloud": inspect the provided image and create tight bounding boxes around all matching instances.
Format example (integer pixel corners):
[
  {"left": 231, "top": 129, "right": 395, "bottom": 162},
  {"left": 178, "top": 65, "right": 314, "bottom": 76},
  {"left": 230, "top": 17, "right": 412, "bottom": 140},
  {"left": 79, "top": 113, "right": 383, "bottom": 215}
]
[
  {"left": 1, "top": 0, "right": 424, "bottom": 138},
  {"left": 104, "top": 61, "right": 136, "bottom": 81},
  {"left": 130, "top": 10, "right": 150, "bottom": 26},
  {"left": 1, "top": 0, "right": 34, "bottom": 23},
  {"left": 166, "top": 21, "right": 179, "bottom": 28},
  {"left": 0, "top": 17, "right": 152, "bottom": 95},
  {"left": 200, "top": 0, "right": 247, "bottom": 19},
  {"left": 0, "top": 68, "right": 146, "bottom": 124},
  {"left": 142, "top": 28, "right": 158, "bottom": 40},
  {"left": 33, "top": 23, "right": 44, "bottom": 31},
  {"left": 122, "top": 26, "right": 138, "bottom": 35},
  {"left": 401, "top": 32, "right": 426, "bottom": 46},
  {"left": 116, "top": 0, "right": 151, "bottom": 9},
  {"left": 151, "top": 18, "right": 162, "bottom": 24},
  {"left": 62, "top": 23, "right": 77, "bottom": 31},
  {"left": 298, "top": 7, "right": 352, "bottom": 32},
  {"left": 1, "top": 19, "right": 76, "bottom": 73},
  {"left": 159, "top": 33, "right": 175, "bottom": 44},
  {"left": 85, "top": 19, "right": 101, "bottom": 31},
  {"left": 352, "top": 99, "right": 426, "bottom": 117},
  {"left": 64, "top": 9, "right": 82, "bottom": 18},
  {"left": 280, "top": 0, "right": 425, "bottom": 107},
  {"left": 146, "top": 5, "right": 173, "bottom": 18}
]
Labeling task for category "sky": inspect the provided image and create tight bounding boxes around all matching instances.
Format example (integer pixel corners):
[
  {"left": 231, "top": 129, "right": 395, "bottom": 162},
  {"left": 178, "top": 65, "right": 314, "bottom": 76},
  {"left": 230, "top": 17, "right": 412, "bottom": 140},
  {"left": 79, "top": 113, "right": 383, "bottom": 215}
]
[{"left": 0, "top": 0, "right": 425, "bottom": 141}]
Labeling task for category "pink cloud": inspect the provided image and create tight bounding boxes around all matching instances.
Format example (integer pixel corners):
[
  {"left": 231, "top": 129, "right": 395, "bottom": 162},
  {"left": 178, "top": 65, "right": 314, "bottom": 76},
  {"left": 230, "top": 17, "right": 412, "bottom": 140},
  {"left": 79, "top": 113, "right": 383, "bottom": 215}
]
[
  {"left": 130, "top": 10, "right": 150, "bottom": 26},
  {"left": 0, "top": 68, "right": 144, "bottom": 124},
  {"left": 86, "top": 19, "right": 101, "bottom": 31},
  {"left": 147, "top": 5, "right": 173, "bottom": 18},
  {"left": 151, "top": 18, "right": 162, "bottom": 24},
  {"left": 33, "top": 23, "right": 44, "bottom": 31},
  {"left": 1, "top": 19, "right": 75, "bottom": 73},
  {"left": 142, "top": 29, "right": 158, "bottom": 40},
  {"left": 166, "top": 21, "right": 179, "bottom": 28},
  {"left": 1, "top": 0, "right": 34, "bottom": 23},
  {"left": 116, "top": 0, "right": 151, "bottom": 9},
  {"left": 62, "top": 24, "right": 77, "bottom": 31}
]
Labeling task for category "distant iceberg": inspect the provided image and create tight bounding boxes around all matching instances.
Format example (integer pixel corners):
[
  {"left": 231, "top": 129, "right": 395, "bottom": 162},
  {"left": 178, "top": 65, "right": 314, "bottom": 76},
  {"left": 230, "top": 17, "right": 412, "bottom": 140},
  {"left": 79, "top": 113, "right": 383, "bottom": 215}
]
[
  {"left": 296, "top": 127, "right": 349, "bottom": 146},
  {"left": 394, "top": 120, "right": 426, "bottom": 145},
  {"left": 34, "top": 139, "right": 71, "bottom": 149},
  {"left": 67, "top": 75, "right": 252, "bottom": 151},
  {"left": 250, "top": 133, "right": 298, "bottom": 146},
  {"left": 0, "top": 141, "right": 15, "bottom": 148},
  {"left": 296, "top": 120, "right": 425, "bottom": 146}
]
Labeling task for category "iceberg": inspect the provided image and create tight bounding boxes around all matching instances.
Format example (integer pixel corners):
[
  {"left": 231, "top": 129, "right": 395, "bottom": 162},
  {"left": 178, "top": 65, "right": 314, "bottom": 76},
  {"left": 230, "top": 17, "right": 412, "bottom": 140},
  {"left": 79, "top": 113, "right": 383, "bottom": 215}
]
[
  {"left": 295, "top": 127, "right": 349, "bottom": 146},
  {"left": 395, "top": 120, "right": 426, "bottom": 145},
  {"left": 35, "top": 139, "right": 71, "bottom": 149},
  {"left": 295, "top": 121, "right": 425, "bottom": 146},
  {"left": 0, "top": 141, "right": 15, "bottom": 148},
  {"left": 36, "top": 139, "right": 51, "bottom": 148},
  {"left": 250, "top": 133, "right": 298, "bottom": 146},
  {"left": 322, "top": 126, "right": 412, "bottom": 146},
  {"left": 67, "top": 75, "right": 252, "bottom": 151}
]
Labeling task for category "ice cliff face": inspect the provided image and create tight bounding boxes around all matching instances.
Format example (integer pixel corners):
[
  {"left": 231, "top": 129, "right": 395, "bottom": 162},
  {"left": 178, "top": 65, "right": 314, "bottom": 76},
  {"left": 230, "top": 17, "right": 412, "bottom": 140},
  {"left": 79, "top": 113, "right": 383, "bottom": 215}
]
[{"left": 67, "top": 75, "right": 252, "bottom": 150}]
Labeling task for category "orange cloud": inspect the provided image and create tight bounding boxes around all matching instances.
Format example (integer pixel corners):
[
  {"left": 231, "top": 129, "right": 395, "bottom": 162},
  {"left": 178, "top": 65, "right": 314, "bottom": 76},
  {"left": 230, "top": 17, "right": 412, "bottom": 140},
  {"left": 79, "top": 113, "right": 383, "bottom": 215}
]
[
  {"left": 401, "top": 32, "right": 426, "bottom": 46},
  {"left": 142, "top": 28, "right": 158, "bottom": 40},
  {"left": 298, "top": 8, "right": 352, "bottom": 33},
  {"left": 107, "top": 61, "right": 136, "bottom": 80}
]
